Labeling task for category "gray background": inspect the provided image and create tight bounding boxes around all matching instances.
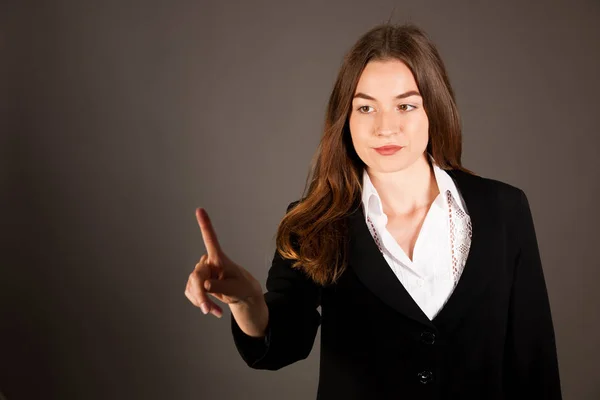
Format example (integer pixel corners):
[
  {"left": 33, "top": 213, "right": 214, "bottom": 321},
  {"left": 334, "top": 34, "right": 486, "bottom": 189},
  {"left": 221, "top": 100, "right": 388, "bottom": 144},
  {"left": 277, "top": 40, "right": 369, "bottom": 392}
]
[{"left": 2, "top": 0, "right": 599, "bottom": 399}]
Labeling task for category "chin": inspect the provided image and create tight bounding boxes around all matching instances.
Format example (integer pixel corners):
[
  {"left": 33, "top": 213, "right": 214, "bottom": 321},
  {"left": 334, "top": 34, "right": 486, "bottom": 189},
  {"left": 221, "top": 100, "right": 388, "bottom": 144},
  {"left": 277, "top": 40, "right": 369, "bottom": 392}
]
[{"left": 370, "top": 160, "right": 410, "bottom": 174}]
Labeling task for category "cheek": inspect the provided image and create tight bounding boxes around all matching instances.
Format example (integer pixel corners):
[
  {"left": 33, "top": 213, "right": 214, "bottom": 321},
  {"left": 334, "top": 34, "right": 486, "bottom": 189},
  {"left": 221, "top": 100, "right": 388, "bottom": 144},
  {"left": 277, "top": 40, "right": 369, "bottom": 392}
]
[
  {"left": 405, "top": 112, "right": 428, "bottom": 130},
  {"left": 404, "top": 114, "right": 429, "bottom": 143},
  {"left": 349, "top": 121, "right": 370, "bottom": 159},
  {"left": 350, "top": 112, "right": 376, "bottom": 135}
]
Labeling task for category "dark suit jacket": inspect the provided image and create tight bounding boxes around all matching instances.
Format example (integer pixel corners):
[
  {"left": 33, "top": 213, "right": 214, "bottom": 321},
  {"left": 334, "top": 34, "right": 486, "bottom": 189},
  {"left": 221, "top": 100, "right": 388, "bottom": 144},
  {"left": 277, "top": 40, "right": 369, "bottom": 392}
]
[{"left": 231, "top": 169, "right": 562, "bottom": 399}]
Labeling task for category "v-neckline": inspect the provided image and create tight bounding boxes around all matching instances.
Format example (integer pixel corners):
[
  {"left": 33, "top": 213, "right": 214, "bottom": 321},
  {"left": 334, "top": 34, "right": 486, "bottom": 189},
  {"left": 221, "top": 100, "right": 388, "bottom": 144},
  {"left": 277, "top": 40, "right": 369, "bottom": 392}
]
[
  {"left": 348, "top": 169, "right": 495, "bottom": 329},
  {"left": 379, "top": 192, "right": 443, "bottom": 267}
]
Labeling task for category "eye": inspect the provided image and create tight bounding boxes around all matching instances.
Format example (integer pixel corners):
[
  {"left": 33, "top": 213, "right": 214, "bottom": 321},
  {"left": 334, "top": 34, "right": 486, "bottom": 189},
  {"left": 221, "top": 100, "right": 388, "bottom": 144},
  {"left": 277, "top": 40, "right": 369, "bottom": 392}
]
[
  {"left": 357, "top": 105, "right": 374, "bottom": 114},
  {"left": 399, "top": 104, "right": 417, "bottom": 112}
]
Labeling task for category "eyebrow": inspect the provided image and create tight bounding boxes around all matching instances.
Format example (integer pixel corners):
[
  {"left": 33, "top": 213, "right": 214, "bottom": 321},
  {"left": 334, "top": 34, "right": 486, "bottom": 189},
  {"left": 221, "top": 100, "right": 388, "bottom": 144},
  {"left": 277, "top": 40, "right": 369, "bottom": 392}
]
[{"left": 353, "top": 90, "right": 421, "bottom": 101}]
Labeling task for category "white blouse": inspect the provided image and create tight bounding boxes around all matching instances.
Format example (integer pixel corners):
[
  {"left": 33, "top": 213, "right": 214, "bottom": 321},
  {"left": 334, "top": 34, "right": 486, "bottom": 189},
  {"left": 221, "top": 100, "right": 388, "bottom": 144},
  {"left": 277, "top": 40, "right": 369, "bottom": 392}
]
[{"left": 361, "top": 158, "right": 472, "bottom": 320}]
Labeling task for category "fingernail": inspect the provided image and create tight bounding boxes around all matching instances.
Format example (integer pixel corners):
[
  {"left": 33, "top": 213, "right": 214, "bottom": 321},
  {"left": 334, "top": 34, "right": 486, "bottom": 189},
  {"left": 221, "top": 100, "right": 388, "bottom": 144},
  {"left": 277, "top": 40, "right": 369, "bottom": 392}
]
[{"left": 200, "top": 303, "right": 209, "bottom": 314}]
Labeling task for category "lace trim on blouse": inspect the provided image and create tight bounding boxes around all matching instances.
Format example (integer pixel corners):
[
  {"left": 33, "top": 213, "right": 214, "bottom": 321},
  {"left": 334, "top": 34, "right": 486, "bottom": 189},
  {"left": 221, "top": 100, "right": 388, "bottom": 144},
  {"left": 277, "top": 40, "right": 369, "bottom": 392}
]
[{"left": 365, "top": 190, "right": 472, "bottom": 287}]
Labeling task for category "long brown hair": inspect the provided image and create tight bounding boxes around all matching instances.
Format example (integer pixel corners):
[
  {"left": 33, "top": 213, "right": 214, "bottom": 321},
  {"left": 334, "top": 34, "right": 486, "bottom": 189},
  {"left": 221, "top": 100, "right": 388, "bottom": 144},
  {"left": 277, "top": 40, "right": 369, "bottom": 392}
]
[{"left": 276, "top": 22, "right": 474, "bottom": 286}]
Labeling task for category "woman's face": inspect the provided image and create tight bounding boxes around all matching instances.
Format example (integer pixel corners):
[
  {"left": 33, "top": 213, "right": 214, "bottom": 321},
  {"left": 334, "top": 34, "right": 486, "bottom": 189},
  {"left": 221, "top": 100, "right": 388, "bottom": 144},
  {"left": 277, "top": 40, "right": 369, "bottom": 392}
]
[{"left": 348, "top": 59, "right": 429, "bottom": 174}]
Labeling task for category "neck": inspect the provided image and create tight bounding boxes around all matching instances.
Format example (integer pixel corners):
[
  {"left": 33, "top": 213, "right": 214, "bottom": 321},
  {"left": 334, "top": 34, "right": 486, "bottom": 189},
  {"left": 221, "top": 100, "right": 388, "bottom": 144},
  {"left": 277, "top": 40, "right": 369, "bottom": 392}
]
[{"left": 367, "top": 154, "right": 439, "bottom": 217}]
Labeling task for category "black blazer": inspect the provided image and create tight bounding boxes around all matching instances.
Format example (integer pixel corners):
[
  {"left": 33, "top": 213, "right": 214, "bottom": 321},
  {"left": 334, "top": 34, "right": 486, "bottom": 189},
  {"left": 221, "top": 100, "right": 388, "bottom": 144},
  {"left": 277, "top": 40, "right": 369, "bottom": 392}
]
[{"left": 231, "top": 169, "right": 562, "bottom": 400}]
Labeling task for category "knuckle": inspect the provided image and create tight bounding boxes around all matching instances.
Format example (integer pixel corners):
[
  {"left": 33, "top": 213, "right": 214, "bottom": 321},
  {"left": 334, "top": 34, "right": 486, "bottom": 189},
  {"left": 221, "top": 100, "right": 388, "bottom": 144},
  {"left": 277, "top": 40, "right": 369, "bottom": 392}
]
[
  {"left": 184, "top": 292, "right": 195, "bottom": 305},
  {"left": 193, "top": 265, "right": 205, "bottom": 276}
]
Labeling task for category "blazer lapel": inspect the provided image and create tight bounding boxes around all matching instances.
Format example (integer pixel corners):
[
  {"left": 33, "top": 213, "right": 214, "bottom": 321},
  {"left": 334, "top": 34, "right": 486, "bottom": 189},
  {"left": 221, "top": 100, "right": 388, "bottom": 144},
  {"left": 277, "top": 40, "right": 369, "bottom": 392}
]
[
  {"left": 347, "top": 200, "right": 435, "bottom": 328},
  {"left": 346, "top": 168, "right": 496, "bottom": 329},
  {"left": 432, "top": 169, "right": 496, "bottom": 328}
]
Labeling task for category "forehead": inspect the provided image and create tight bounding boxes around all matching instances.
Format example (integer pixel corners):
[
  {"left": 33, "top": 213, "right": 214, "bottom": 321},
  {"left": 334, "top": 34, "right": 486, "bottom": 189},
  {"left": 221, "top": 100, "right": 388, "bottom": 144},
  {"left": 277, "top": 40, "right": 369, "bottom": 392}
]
[{"left": 354, "top": 59, "right": 418, "bottom": 95}]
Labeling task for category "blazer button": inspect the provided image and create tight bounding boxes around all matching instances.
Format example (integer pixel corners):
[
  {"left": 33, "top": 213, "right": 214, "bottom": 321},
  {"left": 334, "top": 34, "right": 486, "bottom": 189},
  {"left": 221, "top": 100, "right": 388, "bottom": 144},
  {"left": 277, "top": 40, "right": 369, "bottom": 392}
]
[
  {"left": 417, "top": 370, "right": 434, "bottom": 384},
  {"left": 420, "top": 331, "right": 436, "bottom": 345}
]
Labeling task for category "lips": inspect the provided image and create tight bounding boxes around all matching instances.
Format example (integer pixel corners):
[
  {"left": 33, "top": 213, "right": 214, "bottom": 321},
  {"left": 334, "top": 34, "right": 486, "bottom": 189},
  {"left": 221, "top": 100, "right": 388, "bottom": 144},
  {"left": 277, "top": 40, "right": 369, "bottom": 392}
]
[
  {"left": 375, "top": 145, "right": 403, "bottom": 151},
  {"left": 374, "top": 145, "right": 403, "bottom": 155}
]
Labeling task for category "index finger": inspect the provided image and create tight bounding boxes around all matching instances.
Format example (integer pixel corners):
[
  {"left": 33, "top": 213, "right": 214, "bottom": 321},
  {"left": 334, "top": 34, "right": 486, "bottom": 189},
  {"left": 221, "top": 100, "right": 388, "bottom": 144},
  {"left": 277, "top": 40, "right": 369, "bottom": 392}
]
[{"left": 196, "top": 208, "right": 223, "bottom": 258}]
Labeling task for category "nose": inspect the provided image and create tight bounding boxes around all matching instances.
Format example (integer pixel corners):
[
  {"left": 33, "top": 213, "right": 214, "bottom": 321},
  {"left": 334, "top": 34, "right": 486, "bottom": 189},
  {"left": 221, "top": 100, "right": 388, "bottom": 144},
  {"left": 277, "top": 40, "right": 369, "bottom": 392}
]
[{"left": 375, "top": 109, "right": 400, "bottom": 136}]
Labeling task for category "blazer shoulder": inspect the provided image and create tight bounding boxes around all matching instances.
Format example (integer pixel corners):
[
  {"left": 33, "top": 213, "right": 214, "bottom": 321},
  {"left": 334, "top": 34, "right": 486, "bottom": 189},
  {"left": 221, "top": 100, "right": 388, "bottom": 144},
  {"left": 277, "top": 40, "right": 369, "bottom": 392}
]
[
  {"left": 452, "top": 169, "right": 526, "bottom": 214},
  {"left": 479, "top": 174, "right": 524, "bottom": 200}
]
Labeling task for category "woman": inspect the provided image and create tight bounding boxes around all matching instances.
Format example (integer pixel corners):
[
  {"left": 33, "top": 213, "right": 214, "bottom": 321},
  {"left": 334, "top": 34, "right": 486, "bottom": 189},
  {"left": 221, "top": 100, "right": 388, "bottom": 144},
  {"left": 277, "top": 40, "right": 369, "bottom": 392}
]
[{"left": 185, "top": 23, "right": 562, "bottom": 399}]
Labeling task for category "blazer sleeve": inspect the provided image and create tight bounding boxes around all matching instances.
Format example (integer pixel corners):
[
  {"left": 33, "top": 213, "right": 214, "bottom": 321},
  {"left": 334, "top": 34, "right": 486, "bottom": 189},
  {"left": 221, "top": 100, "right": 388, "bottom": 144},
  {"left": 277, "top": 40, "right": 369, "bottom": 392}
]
[
  {"left": 230, "top": 201, "right": 322, "bottom": 370},
  {"left": 503, "top": 189, "right": 562, "bottom": 399}
]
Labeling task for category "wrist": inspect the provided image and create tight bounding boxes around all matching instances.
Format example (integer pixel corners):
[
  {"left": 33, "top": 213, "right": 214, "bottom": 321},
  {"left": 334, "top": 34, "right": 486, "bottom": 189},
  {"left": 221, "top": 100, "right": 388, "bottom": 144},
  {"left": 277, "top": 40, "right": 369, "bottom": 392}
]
[
  {"left": 230, "top": 292, "right": 265, "bottom": 312},
  {"left": 229, "top": 295, "right": 269, "bottom": 338}
]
